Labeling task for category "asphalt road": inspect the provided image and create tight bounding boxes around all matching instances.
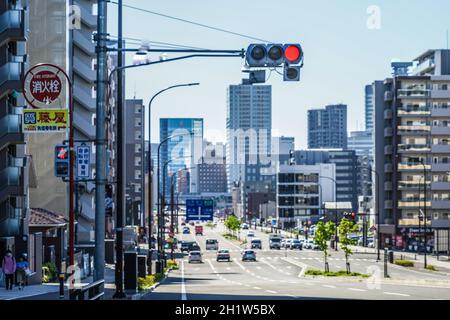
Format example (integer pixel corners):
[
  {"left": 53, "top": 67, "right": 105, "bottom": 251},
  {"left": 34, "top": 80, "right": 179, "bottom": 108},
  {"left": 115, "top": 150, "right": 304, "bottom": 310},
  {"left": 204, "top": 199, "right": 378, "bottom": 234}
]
[{"left": 143, "top": 220, "right": 450, "bottom": 300}]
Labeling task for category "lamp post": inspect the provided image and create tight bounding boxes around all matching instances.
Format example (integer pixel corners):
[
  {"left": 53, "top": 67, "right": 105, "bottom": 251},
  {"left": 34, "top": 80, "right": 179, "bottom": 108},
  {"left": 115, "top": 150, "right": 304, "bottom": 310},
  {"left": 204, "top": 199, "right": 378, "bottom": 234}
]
[
  {"left": 146, "top": 83, "right": 199, "bottom": 274},
  {"left": 319, "top": 176, "right": 338, "bottom": 251},
  {"left": 365, "top": 166, "right": 381, "bottom": 261},
  {"left": 420, "top": 159, "right": 428, "bottom": 269}
]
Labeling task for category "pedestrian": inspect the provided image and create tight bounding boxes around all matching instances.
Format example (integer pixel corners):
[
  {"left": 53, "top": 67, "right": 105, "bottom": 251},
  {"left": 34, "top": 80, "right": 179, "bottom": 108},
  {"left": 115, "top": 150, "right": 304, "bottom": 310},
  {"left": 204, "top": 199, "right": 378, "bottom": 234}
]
[
  {"left": 2, "top": 250, "right": 16, "bottom": 290},
  {"left": 16, "top": 254, "right": 29, "bottom": 290}
]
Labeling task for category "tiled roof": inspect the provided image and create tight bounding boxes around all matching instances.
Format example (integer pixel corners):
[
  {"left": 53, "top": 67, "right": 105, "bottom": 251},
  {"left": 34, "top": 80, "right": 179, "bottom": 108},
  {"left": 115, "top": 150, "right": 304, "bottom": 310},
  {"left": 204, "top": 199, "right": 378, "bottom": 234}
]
[{"left": 30, "top": 208, "right": 68, "bottom": 227}]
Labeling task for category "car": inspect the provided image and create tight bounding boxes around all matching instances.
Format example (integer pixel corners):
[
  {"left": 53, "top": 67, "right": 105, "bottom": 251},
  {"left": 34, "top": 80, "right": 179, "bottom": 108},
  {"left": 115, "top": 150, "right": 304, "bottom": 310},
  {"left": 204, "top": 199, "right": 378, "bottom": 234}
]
[
  {"left": 241, "top": 223, "right": 249, "bottom": 230},
  {"left": 216, "top": 249, "right": 231, "bottom": 262},
  {"left": 180, "top": 241, "right": 194, "bottom": 252},
  {"left": 282, "top": 239, "right": 293, "bottom": 248},
  {"left": 269, "top": 237, "right": 282, "bottom": 249},
  {"left": 251, "top": 239, "right": 262, "bottom": 249},
  {"left": 195, "top": 225, "right": 204, "bottom": 236},
  {"left": 188, "top": 251, "right": 202, "bottom": 263},
  {"left": 182, "top": 227, "right": 190, "bottom": 234},
  {"left": 189, "top": 221, "right": 195, "bottom": 226},
  {"left": 303, "top": 239, "right": 320, "bottom": 250},
  {"left": 242, "top": 249, "right": 256, "bottom": 262},
  {"left": 247, "top": 231, "right": 255, "bottom": 237},
  {"left": 206, "top": 239, "right": 219, "bottom": 250},
  {"left": 290, "top": 239, "right": 303, "bottom": 250},
  {"left": 181, "top": 222, "right": 186, "bottom": 226},
  {"left": 189, "top": 243, "right": 201, "bottom": 252}
]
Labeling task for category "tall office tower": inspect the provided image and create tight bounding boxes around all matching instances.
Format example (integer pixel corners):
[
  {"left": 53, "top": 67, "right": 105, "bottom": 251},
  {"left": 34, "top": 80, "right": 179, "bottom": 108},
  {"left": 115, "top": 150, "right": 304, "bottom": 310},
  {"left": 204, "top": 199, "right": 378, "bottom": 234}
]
[
  {"left": 125, "top": 99, "right": 145, "bottom": 227},
  {"left": 272, "top": 136, "right": 295, "bottom": 165},
  {"left": 159, "top": 118, "right": 204, "bottom": 196},
  {"left": 307, "top": 104, "right": 347, "bottom": 149},
  {"left": 0, "top": 0, "right": 30, "bottom": 266},
  {"left": 347, "top": 130, "right": 373, "bottom": 158},
  {"left": 374, "top": 49, "right": 450, "bottom": 251},
  {"left": 226, "top": 84, "right": 273, "bottom": 192},
  {"left": 295, "top": 149, "right": 359, "bottom": 212},
  {"left": 27, "top": 0, "right": 99, "bottom": 244},
  {"left": 365, "top": 85, "right": 374, "bottom": 131},
  {"left": 197, "top": 142, "right": 227, "bottom": 194}
]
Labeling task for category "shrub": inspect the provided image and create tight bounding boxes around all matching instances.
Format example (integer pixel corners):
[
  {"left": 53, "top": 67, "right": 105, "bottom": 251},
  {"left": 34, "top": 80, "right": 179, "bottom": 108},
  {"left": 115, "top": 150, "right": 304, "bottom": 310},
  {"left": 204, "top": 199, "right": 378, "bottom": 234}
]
[
  {"left": 394, "top": 260, "right": 414, "bottom": 267},
  {"left": 138, "top": 273, "right": 164, "bottom": 290},
  {"left": 167, "top": 260, "right": 179, "bottom": 270},
  {"left": 426, "top": 265, "right": 437, "bottom": 271},
  {"left": 42, "top": 262, "right": 57, "bottom": 283},
  {"left": 305, "top": 269, "right": 369, "bottom": 278}
]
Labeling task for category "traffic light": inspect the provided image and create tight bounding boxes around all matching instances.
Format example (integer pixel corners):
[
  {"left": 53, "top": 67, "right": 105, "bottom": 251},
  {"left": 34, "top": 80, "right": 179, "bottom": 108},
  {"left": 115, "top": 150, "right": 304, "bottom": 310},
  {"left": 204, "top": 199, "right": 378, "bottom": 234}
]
[
  {"left": 284, "top": 65, "right": 301, "bottom": 82},
  {"left": 245, "top": 43, "right": 303, "bottom": 68},
  {"left": 54, "top": 144, "right": 69, "bottom": 178}
]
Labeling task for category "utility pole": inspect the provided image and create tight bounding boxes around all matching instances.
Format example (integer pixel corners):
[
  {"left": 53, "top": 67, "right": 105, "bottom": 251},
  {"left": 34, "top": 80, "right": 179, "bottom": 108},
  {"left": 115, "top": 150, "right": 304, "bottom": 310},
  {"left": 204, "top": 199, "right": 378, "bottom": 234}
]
[
  {"left": 94, "top": 0, "right": 107, "bottom": 282},
  {"left": 113, "top": 0, "right": 126, "bottom": 299}
]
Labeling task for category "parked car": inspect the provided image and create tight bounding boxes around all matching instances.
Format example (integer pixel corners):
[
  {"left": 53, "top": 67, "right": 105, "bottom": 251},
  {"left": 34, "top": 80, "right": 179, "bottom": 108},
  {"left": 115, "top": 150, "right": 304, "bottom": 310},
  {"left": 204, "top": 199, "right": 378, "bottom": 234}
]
[
  {"left": 216, "top": 249, "right": 231, "bottom": 262},
  {"left": 242, "top": 249, "right": 257, "bottom": 262},
  {"left": 290, "top": 239, "right": 303, "bottom": 250},
  {"left": 251, "top": 239, "right": 262, "bottom": 249},
  {"left": 206, "top": 239, "right": 219, "bottom": 250},
  {"left": 188, "top": 251, "right": 202, "bottom": 263}
]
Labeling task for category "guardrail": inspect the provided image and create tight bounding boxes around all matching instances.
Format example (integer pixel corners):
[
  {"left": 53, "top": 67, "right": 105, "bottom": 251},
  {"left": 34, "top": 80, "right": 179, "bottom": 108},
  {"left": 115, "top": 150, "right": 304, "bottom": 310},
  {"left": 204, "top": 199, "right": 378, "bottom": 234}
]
[{"left": 69, "top": 280, "right": 104, "bottom": 300}]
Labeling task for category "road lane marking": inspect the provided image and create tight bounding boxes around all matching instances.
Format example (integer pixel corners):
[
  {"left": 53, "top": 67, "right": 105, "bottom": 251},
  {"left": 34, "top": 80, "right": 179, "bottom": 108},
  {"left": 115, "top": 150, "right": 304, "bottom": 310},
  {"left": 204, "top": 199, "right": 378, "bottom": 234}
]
[
  {"left": 253, "top": 287, "right": 262, "bottom": 290},
  {"left": 181, "top": 260, "right": 187, "bottom": 301},
  {"left": 233, "top": 259, "right": 248, "bottom": 272},
  {"left": 383, "top": 292, "right": 410, "bottom": 297},
  {"left": 266, "top": 290, "right": 277, "bottom": 294},
  {"left": 348, "top": 288, "right": 366, "bottom": 292},
  {"left": 281, "top": 257, "right": 308, "bottom": 277},
  {"left": 322, "top": 285, "right": 336, "bottom": 289}
]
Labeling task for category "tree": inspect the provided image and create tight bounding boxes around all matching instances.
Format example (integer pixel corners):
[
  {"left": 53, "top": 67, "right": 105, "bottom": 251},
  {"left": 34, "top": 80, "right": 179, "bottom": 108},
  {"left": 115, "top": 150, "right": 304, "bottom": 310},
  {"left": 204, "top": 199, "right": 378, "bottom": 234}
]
[
  {"left": 314, "top": 221, "right": 336, "bottom": 272},
  {"left": 224, "top": 215, "right": 241, "bottom": 236},
  {"left": 338, "top": 218, "right": 359, "bottom": 273}
]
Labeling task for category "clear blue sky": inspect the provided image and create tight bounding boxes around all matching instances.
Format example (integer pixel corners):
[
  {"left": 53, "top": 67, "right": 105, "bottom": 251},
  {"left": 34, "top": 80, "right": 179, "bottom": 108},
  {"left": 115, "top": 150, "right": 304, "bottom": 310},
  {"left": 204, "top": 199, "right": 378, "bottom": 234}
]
[{"left": 108, "top": 0, "right": 450, "bottom": 148}]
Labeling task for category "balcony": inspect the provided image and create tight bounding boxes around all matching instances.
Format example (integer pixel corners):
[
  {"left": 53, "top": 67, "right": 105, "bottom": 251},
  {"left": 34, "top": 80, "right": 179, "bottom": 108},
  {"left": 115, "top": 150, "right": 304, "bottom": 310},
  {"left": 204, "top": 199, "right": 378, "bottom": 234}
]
[
  {"left": 384, "top": 200, "right": 393, "bottom": 209},
  {"left": 384, "top": 127, "right": 393, "bottom": 137},
  {"left": 0, "top": 62, "right": 23, "bottom": 95},
  {"left": 0, "top": 114, "right": 23, "bottom": 150},
  {"left": 431, "top": 126, "right": 450, "bottom": 135},
  {"left": 0, "top": 204, "right": 22, "bottom": 237},
  {"left": 398, "top": 180, "right": 430, "bottom": 190},
  {"left": 398, "top": 163, "right": 431, "bottom": 171},
  {"left": 384, "top": 181, "right": 392, "bottom": 191},
  {"left": 74, "top": 86, "right": 96, "bottom": 111},
  {"left": 413, "top": 59, "right": 435, "bottom": 75},
  {"left": 397, "top": 125, "right": 430, "bottom": 135},
  {"left": 431, "top": 163, "right": 450, "bottom": 172},
  {"left": 79, "top": 3, "right": 97, "bottom": 29},
  {"left": 73, "top": 56, "right": 96, "bottom": 83},
  {"left": 431, "top": 144, "right": 450, "bottom": 153},
  {"left": 398, "top": 108, "right": 430, "bottom": 117},
  {"left": 384, "top": 163, "right": 392, "bottom": 172},
  {"left": 384, "top": 145, "right": 392, "bottom": 155},
  {"left": 398, "top": 144, "right": 430, "bottom": 153},
  {"left": 397, "top": 89, "right": 430, "bottom": 98},
  {"left": 73, "top": 30, "right": 95, "bottom": 56},
  {"left": 431, "top": 107, "right": 450, "bottom": 117},
  {"left": 0, "top": 167, "right": 22, "bottom": 203},
  {"left": 398, "top": 200, "right": 430, "bottom": 208},
  {"left": 73, "top": 113, "right": 95, "bottom": 139},
  {"left": 432, "top": 182, "right": 450, "bottom": 191},
  {"left": 384, "top": 109, "right": 392, "bottom": 119},
  {"left": 431, "top": 90, "right": 450, "bottom": 99},
  {"left": 0, "top": 10, "right": 26, "bottom": 46},
  {"left": 384, "top": 91, "right": 393, "bottom": 102},
  {"left": 432, "top": 200, "right": 450, "bottom": 209}
]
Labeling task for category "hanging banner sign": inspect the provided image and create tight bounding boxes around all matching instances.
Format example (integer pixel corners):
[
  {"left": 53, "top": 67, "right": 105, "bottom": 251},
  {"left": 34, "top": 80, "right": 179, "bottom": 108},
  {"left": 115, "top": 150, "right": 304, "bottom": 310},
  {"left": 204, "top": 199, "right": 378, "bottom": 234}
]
[{"left": 23, "top": 109, "right": 69, "bottom": 133}]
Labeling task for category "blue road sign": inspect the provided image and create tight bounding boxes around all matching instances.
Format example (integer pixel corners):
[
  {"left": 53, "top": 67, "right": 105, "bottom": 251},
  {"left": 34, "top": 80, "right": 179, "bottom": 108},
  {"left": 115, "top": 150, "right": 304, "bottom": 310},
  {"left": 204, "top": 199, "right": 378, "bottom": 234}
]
[
  {"left": 76, "top": 145, "right": 91, "bottom": 179},
  {"left": 186, "top": 199, "right": 214, "bottom": 221}
]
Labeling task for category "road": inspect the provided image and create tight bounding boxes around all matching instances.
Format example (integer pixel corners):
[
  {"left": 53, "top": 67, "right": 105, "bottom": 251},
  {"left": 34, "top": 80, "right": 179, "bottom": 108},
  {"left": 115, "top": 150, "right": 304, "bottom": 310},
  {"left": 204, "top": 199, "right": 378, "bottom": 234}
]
[{"left": 143, "top": 220, "right": 450, "bottom": 300}]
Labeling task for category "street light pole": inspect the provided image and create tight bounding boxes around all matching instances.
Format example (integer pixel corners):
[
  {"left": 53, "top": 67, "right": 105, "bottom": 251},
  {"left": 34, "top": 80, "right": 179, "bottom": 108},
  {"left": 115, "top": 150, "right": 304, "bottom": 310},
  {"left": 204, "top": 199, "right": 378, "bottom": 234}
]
[
  {"left": 365, "top": 166, "right": 381, "bottom": 261},
  {"left": 319, "top": 176, "right": 338, "bottom": 251},
  {"left": 146, "top": 83, "right": 199, "bottom": 275},
  {"left": 420, "top": 159, "right": 428, "bottom": 269}
]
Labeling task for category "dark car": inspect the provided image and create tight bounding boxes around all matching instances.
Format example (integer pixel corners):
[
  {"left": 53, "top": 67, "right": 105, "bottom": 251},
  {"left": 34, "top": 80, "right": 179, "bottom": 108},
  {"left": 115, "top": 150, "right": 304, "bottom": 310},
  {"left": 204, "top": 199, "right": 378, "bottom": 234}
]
[
  {"left": 181, "top": 241, "right": 194, "bottom": 252},
  {"left": 251, "top": 239, "right": 262, "bottom": 249},
  {"left": 189, "top": 243, "right": 201, "bottom": 252},
  {"left": 290, "top": 239, "right": 303, "bottom": 250},
  {"left": 183, "top": 227, "right": 190, "bottom": 234}
]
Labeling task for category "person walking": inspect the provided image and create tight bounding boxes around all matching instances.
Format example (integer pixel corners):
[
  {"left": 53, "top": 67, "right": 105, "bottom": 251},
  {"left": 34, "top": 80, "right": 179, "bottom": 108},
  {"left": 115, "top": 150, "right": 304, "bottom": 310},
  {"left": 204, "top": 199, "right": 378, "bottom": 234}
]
[
  {"left": 16, "top": 255, "right": 29, "bottom": 290},
  {"left": 2, "top": 250, "right": 16, "bottom": 290}
]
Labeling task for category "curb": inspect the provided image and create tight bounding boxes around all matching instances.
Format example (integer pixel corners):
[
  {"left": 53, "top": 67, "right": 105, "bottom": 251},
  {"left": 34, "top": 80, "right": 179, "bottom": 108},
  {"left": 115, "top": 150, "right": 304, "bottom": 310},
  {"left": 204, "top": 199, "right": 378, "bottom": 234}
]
[{"left": 129, "top": 268, "right": 173, "bottom": 300}]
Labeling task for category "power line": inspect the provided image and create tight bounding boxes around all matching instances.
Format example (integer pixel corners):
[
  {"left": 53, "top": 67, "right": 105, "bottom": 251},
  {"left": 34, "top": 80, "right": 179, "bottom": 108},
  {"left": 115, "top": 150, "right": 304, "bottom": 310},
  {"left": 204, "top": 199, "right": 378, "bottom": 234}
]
[
  {"left": 109, "top": 1, "right": 270, "bottom": 43},
  {"left": 109, "top": 35, "right": 208, "bottom": 50}
]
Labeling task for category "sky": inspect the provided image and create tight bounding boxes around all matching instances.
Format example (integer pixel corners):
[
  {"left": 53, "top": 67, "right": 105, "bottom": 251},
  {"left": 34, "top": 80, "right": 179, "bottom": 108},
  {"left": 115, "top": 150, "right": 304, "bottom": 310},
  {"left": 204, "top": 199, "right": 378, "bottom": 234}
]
[{"left": 107, "top": 0, "right": 450, "bottom": 148}]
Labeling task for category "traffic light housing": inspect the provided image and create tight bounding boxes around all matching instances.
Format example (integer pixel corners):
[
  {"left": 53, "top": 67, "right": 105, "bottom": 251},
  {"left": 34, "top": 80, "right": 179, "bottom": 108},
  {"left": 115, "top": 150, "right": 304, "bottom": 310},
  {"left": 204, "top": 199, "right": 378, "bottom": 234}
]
[
  {"left": 246, "top": 43, "right": 303, "bottom": 68},
  {"left": 54, "top": 144, "right": 69, "bottom": 178},
  {"left": 284, "top": 65, "right": 301, "bottom": 82}
]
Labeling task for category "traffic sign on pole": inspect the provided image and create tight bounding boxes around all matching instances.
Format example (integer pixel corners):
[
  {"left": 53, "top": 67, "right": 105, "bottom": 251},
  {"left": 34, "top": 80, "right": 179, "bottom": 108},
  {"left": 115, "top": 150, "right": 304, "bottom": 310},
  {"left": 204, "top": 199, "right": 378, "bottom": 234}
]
[
  {"left": 76, "top": 144, "right": 91, "bottom": 179},
  {"left": 186, "top": 199, "right": 214, "bottom": 221}
]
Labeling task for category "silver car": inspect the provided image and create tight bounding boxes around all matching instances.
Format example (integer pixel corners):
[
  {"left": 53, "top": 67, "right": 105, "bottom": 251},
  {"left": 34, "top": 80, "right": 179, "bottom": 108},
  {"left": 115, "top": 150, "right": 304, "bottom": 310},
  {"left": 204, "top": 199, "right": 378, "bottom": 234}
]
[{"left": 188, "top": 251, "right": 203, "bottom": 263}]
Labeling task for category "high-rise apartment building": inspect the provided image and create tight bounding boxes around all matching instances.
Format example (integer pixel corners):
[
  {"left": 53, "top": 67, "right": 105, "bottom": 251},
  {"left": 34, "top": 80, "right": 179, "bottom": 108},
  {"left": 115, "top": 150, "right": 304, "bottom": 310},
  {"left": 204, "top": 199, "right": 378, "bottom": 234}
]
[
  {"left": 226, "top": 84, "right": 273, "bottom": 191},
  {"left": 374, "top": 49, "right": 450, "bottom": 251},
  {"left": 307, "top": 104, "right": 347, "bottom": 149},
  {"left": 365, "top": 85, "right": 374, "bottom": 131}
]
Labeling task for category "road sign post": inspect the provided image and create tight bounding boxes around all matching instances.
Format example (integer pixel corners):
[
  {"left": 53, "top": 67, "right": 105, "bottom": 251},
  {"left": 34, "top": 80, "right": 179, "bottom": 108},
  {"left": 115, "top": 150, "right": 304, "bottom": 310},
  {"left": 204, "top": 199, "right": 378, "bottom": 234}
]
[{"left": 186, "top": 199, "right": 214, "bottom": 222}]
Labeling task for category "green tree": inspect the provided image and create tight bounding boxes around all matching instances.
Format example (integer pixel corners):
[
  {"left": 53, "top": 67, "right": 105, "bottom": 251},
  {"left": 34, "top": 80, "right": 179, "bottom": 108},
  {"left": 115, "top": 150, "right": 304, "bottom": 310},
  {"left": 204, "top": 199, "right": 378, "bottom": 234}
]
[
  {"left": 338, "top": 218, "right": 359, "bottom": 273},
  {"left": 224, "top": 215, "right": 241, "bottom": 236},
  {"left": 314, "top": 221, "right": 336, "bottom": 272}
]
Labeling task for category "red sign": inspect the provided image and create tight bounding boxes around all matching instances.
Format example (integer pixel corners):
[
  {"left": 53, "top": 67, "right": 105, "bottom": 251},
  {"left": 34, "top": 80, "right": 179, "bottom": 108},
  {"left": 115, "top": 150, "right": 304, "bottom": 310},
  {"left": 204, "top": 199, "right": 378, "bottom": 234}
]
[{"left": 29, "top": 70, "right": 62, "bottom": 104}]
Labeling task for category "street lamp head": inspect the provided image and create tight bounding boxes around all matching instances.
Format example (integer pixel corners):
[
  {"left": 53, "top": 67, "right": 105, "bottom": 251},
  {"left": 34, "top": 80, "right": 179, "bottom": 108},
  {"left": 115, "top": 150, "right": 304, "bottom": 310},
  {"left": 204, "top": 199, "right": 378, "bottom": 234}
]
[{"left": 189, "top": 82, "right": 200, "bottom": 86}]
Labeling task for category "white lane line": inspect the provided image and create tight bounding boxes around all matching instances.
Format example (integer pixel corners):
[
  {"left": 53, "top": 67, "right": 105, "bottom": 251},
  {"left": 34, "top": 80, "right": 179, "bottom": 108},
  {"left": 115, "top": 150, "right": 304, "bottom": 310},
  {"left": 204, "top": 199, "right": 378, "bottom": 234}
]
[
  {"left": 322, "top": 285, "right": 336, "bottom": 289},
  {"left": 281, "top": 257, "right": 308, "bottom": 277},
  {"left": 383, "top": 292, "right": 410, "bottom": 297},
  {"left": 181, "top": 260, "right": 187, "bottom": 301},
  {"left": 261, "top": 258, "right": 279, "bottom": 271},
  {"left": 233, "top": 259, "right": 248, "bottom": 272},
  {"left": 253, "top": 287, "right": 262, "bottom": 290},
  {"left": 348, "top": 288, "right": 366, "bottom": 292},
  {"left": 266, "top": 290, "right": 277, "bottom": 294}
]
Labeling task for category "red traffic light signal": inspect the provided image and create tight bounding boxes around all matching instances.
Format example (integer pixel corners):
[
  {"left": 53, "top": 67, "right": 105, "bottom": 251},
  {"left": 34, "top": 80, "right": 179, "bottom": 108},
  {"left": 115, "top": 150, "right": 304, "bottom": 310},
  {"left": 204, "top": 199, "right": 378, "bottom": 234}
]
[
  {"left": 283, "top": 44, "right": 303, "bottom": 65},
  {"left": 56, "top": 146, "right": 69, "bottom": 160}
]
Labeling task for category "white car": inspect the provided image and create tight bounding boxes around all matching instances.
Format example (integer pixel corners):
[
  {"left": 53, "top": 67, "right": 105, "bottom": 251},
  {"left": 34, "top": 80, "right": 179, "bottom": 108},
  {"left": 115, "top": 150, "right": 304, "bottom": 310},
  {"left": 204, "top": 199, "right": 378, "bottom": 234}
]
[
  {"left": 303, "top": 239, "right": 319, "bottom": 250},
  {"left": 205, "top": 239, "right": 219, "bottom": 250},
  {"left": 247, "top": 231, "right": 255, "bottom": 237},
  {"left": 282, "top": 239, "right": 293, "bottom": 248},
  {"left": 188, "top": 251, "right": 203, "bottom": 263}
]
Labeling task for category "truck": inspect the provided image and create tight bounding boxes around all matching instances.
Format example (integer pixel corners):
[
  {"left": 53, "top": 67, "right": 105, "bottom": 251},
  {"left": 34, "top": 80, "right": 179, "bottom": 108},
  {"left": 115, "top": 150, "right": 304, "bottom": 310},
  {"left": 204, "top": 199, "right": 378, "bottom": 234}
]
[{"left": 195, "top": 225, "right": 203, "bottom": 236}]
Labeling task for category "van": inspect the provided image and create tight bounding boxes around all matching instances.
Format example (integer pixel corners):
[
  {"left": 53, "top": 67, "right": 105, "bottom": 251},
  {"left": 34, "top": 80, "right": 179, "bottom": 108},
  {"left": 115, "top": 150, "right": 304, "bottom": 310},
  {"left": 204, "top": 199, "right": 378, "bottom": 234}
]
[
  {"left": 251, "top": 239, "right": 262, "bottom": 249},
  {"left": 206, "top": 239, "right": 218, "bottom": 250}
]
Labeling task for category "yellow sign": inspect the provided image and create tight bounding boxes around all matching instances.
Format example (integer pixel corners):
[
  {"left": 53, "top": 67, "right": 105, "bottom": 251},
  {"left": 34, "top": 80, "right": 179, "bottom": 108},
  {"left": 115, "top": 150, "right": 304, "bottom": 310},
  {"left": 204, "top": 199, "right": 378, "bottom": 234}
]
[{"left": 23, "top": 109, "right": 69, "bottom": 133}]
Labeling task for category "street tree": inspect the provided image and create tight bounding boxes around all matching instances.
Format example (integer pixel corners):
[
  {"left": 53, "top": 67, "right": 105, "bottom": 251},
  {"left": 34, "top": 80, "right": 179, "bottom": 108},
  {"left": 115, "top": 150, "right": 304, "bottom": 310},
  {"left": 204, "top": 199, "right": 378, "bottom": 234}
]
[
  {"left": 224, "top": 215, "right": 241, "bottom": 237},
  {"left": 338, "top": 218, "right": 359, "bottom": 273},
  {"left": 314, "top": 221, "right": 336, "bottom": 272}
]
